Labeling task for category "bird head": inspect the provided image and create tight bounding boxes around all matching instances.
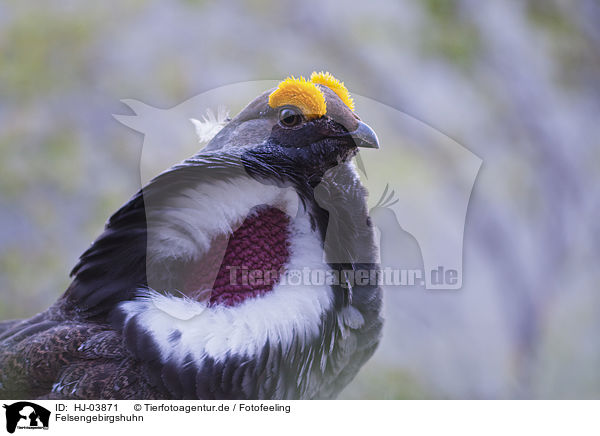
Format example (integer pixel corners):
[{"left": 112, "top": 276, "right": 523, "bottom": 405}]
[{"left": 204, "top": 72, "right": 378, "bottom": 178}]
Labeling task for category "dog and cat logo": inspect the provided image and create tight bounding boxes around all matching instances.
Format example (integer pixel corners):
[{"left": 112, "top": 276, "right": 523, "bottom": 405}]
[{"left": 2, "top": 402, "right": 50, "bottom": 433}]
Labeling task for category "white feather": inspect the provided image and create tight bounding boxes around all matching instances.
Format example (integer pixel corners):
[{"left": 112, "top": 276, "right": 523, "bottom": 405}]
[
  {"left": 145, "top": 177, "right": 300, "bottom": 262},
  {"left": 120, "top": 210, "right": 333, "bottom": 364},
  {"left": 190, "top": 106, "right": 230, "bottom": 143}
]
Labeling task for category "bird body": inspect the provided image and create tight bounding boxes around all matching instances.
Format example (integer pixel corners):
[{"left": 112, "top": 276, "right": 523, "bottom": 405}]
[{"left": 0, "top": 73, "right": 382, "bottom": 399}]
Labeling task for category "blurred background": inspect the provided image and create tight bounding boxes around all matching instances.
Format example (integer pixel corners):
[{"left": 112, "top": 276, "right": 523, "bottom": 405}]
[{"left": 0, "top": 0, "right": 598, "bottom": 399}]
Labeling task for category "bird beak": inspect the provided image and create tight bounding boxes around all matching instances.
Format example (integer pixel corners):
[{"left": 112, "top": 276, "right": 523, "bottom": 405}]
[{"left": 350, "top": 121, "right": 380, "bottom": 149}]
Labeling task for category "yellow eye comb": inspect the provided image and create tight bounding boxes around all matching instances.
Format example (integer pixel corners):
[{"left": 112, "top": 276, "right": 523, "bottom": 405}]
[
  {"left": 268, "top": 76, "right": 327, "bottom": 119},
  {"left": 268, "top": 72, "right": 355, "bottom": 118},
  {"left": 310, "top": 71, "right": 355, "bottom": 111}
]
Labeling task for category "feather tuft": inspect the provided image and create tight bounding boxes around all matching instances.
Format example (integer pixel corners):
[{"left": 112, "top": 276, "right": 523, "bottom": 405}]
[{"left": 190, "top": 106, "right": 230, "bottom": 143}]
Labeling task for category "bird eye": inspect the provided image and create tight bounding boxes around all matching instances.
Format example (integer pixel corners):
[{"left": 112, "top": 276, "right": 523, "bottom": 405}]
[{"left": 278, "top": 107, "right": 303, "bottom": 128}]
